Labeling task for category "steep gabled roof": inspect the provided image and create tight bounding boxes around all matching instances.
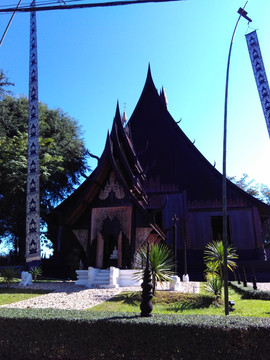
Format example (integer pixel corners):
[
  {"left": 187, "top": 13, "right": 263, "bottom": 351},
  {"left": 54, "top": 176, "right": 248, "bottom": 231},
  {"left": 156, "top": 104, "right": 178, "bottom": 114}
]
[
  {"left": 128, "top": 67, "right": 270, "bottom": 216},
  {"left": 110, "top": 103, "right": 147, "bottom": 202},
  {"left": 51, "top": 103, "right": 165, "bottom": 238}
]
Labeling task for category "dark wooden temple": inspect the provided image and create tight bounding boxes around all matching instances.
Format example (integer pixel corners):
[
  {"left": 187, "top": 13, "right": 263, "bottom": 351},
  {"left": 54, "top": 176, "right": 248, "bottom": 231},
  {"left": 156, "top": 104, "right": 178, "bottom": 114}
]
[{"left": 48, "top": 67, "right": 270, "bottom": 280}]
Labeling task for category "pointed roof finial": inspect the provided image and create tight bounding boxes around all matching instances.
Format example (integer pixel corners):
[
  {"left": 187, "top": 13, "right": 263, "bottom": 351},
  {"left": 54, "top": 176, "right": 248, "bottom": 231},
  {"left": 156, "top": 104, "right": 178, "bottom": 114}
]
[
  {"left": 114, "top": 100, "right": 121, "bottom": 120},
  {"left": 160, "top": 87, "right": 168, "bottom": 109},
  {"left": 146, "top": 63, "right": 154, "bottom": 85},
  {"left": 122, "top": 102, "right": 127, "bottom": 125}
]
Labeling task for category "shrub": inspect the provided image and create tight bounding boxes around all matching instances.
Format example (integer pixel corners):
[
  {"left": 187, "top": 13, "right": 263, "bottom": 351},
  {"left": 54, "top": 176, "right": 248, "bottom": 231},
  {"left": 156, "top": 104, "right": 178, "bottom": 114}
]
[
  {"left": 204, "top": 272, "right": 223, "bottom": 300},
  {"left": 230, "top": 282, "right": 270, "bottom": 300},
  {"left": 1, "top": 267, "right": 18, "bottom": 287},
  {"left": 29, "top": 266, "right": 42, "bottom": 282},
  {"left": 135, "top": 243, "right": 175, "bottom": 295},
  {"left": 204, "top": 240, "right": 238, "bottom": 278},
  {"left": 204, "top": 241, "right": 238, "bottom": 301},
  {"left": 0, "top": 310, "right": 270, "bottom": 360}
]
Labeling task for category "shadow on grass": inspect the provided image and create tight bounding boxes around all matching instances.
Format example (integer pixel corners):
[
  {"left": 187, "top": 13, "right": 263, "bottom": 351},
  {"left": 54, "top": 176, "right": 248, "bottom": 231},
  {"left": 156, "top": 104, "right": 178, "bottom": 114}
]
[
  {"left": 97, "top": 314, "right": 141, "bottom": 321},
  {"left": 107, "top": 292, "right": 141, "bottom": 306},
  {"left": 106, "top": 291, "right": 219, "bottom": 313},
  {"left": 164, "top": 295, "right": 219, "bottom": 313},
  {"left": 0, "top": 287, "right": 51, "bottom": 295}
]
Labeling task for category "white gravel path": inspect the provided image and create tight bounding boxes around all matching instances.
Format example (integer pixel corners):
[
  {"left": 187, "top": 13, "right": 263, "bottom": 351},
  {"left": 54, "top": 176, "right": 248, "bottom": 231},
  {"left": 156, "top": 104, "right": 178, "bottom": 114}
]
[{"left": 0, "top": 281, "right": 200, "bottom": 310}]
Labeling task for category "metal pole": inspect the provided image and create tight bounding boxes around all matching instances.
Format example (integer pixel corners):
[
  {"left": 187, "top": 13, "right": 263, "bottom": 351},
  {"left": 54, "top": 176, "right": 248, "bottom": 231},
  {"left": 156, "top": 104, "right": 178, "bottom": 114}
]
[
  {"left": 223, "top": 1, "right": 249, "bottom": 316},
  {"left": 0, "top": 0, "right": 185, "bottom": 14},
  {"left": 0, "top": 0, "right": 22, "bottom": 47},
  {"left": 172, "top": 213, "right": 178, "bottom": 274},
  {"left": 184, "top": 238, "right": 187, "bottom": 275}
]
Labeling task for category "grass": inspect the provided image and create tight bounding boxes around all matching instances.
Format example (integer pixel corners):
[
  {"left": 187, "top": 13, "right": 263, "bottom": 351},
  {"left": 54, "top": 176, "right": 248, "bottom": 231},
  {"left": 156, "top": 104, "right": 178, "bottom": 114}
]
[
  {"left": 0, "top": 287, "right": 51, "bottom": 306},
  {"left": 0, "top": 279, "right": 269, "bottom": 317},
  {"left": 89, "top": 285, "right": 270, "bottom": 317},
  {"left": 0, "top": 276, "right": 20, "bottom": 284},
  {"left": 0, "top": 276, "right": 55, "bottom": 306}
]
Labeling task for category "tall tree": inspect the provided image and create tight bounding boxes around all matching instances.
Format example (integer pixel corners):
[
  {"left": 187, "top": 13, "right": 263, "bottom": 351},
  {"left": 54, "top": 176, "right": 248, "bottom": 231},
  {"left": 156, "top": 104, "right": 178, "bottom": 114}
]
[
  {"left": 0, "top": 94, "right": 90, "bottom": 261},
  {"left": 229, "top": 174, "right": 270, "bottom": 244},
  {"left": 228, "top": 173, "right": 270, "bottom": 205},
  {"left": 0, "top": 70, "right": 14, "bottom": 98}
]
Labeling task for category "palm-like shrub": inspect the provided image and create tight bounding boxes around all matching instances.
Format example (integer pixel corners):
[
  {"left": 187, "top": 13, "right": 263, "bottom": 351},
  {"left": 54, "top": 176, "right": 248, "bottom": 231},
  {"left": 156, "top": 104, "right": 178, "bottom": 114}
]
[
  {"left": 204, "top": 240, "right": 238, "bottom": 278},
  {"left": 204, "top": 240, "right": 238, "bottom": 300},
  {"left": 205, "top": 270, "right": 223, "bottom": 299},
  {"left": 135, "top": 243, "right": 175, "bottom": 295},
  {"left": 29, "top": 266, "right": 42, "bottom": 282},
  {"left": 1, "top": 267, "right": 18, "bottom": 287}
]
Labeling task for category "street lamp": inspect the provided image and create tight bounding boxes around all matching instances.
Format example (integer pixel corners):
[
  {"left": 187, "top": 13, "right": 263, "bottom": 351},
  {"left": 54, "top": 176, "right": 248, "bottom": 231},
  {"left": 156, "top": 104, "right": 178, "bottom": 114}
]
[
  {"left": 223, "top": 2, "right": 251, "bottom": 315},
  {"left": 172, "top": 213, "right": 179, "bottom": 274}
]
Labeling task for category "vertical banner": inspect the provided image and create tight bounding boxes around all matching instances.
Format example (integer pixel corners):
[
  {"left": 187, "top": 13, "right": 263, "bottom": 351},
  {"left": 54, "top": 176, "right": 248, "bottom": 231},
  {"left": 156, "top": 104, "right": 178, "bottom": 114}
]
[
  {"left": 26, "top": 0, "right": 41, "bottom": 263},
  {"left": 246, "top": 30, "right": 270, "bottom": 137}
]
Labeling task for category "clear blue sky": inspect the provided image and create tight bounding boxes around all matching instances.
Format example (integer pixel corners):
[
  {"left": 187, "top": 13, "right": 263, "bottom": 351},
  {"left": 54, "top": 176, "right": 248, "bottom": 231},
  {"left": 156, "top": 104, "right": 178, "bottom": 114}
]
[{"left": 1, "top": 0, "right": 270, "bottom": 187}]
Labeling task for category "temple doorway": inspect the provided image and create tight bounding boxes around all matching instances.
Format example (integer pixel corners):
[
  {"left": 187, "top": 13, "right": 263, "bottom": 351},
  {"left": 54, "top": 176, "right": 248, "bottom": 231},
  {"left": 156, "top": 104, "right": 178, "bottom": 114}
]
[{"left": 100, "top": 216, "right": 121, "bottom": 268}]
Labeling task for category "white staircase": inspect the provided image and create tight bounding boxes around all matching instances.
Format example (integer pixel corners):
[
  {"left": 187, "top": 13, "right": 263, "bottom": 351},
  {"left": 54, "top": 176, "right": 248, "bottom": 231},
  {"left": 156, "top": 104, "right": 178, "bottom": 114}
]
[
  {"left": 91, "top": 269, "right": 111, "bottom": 288},
  {"left": 76, "top": 267, "right": 141, "bottom": 288}
]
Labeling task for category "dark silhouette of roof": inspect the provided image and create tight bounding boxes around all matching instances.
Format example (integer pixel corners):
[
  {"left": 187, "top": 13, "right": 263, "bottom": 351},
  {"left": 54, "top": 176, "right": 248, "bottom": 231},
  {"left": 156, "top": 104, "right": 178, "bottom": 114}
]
[
  {"left": 52, "top": 66, "right": 270, "bottom": 225},
  {"left": 128, "top": 66, "right": 270, "bottom": 216}
]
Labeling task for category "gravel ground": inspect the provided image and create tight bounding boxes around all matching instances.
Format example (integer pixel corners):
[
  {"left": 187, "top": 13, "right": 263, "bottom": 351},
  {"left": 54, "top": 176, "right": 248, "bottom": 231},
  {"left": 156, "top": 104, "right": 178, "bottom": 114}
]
[{"left": 0, "top": 281, "right": 200, "bottom": 310}]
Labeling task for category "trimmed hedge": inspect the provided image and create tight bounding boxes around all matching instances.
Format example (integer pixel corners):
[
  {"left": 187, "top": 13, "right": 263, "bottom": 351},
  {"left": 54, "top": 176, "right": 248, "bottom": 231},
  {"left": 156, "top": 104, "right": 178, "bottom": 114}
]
[
  {"left": 0, "top": 309, "right": 270, "bottom": 360},
  {"left": 230, "top": 282, "right": 270, "bottom": 300}
]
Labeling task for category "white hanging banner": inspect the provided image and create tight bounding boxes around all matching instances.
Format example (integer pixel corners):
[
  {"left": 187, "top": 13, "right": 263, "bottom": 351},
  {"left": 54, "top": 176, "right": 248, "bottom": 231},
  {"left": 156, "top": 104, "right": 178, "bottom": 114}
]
[
  {"left": 26, "top": 0, "right": 41, "bottom": 263},
  {"left": 246, "top": 30, "right": 270, "bottom": 138}
]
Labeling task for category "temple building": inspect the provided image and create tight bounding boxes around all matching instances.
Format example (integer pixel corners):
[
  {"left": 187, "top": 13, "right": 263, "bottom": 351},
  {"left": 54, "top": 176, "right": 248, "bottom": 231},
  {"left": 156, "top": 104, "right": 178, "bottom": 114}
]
[{"left": 48, "top": 67, "right": 270, "bottom": 280}]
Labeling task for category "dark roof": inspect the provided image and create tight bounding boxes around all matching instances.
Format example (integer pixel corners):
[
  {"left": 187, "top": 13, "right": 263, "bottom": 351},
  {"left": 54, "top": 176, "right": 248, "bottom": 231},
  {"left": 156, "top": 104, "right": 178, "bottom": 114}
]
[
  {"left": 51, "top": 102, "right": 165, "bottom": 238},
  {"left": 52, "top": 66, "right": 270, "bottom": 225},
  {"left": 128, "top": 66, "right": 270, "bottom": 215}
]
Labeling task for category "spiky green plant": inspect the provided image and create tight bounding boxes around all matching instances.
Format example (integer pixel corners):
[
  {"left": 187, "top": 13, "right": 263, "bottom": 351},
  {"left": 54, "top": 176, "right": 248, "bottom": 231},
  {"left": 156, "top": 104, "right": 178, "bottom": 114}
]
[
  {"left": 29, "top": 266, "right": 43, "bottom": 282},
  {"left": 135, "top": 243, "right": 175, "bottom": 295},
  {"left": 204, "top": 240, "right": 238, "bottom": 278},
  {"left": 1, "top": 267, "right": 18, "bottom": 287},
  {"left": 204, "top": 271, "right": 223, "bottom": 299}
]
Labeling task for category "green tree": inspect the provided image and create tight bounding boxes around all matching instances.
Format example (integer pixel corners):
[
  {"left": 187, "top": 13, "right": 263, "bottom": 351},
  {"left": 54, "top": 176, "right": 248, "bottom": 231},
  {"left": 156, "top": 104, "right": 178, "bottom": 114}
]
[
  {"left": 0, "top": 70, "right": 14, "bottom": 98},
  {"left": 228, "top": 173, "right": 270, "bottom": 205},
  {"left": 135, "top": 243, "right": 175, "bottom": 295},
  {"left": 0, "top": 94, "right": 90, "bottom": 261},
  {"left": 228, "top": 174, "right": 270, "bottom": 245}
]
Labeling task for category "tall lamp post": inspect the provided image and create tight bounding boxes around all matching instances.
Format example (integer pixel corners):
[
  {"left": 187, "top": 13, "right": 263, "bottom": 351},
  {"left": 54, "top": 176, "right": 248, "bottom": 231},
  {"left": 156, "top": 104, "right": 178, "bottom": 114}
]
[
  {"left": 223, "top": 3, "right": 251, "bottom": 315},
  {"left": 172, "top": 213, "right": 179, "bottom": 274}
]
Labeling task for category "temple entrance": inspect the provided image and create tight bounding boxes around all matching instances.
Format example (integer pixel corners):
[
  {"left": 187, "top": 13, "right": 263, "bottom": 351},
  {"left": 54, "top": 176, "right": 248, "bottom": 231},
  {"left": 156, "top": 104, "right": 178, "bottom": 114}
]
[
  {"left": 100, "top": 216, "right": 121, "bottom": 268},
  {"left": 103, "top": 234, "right": 117, "bottom": 268},
  {"left": 91, "top": 206, "right": 132, "bottom": 269}
]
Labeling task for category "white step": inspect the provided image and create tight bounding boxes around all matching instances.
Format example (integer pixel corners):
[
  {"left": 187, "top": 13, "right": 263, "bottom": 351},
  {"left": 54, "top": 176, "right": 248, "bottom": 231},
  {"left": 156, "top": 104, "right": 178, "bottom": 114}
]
[{"left": 92, "top": 269, "right": 110, "bottom": 287}]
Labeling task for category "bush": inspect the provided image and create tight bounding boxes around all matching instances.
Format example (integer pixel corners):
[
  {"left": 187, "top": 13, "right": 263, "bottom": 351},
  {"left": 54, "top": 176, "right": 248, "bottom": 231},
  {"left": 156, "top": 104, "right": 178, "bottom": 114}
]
[
  {"left": 135, "top": 243, "right": 175, "bottom": 295},
  {"left": 29, "top": 266, "right": 42, "bottom": 282},
  {"left": 204, "top": 271, "right": 223, "bottom": 300},
  {"left": 230, "top": 281, "right": 270, "bottom": 300},
  {"left": 0, "top": 310, "right": 269, "bottom": 359},
  {"left": 0, "top": 267, "right": 18, "bottom": 287}
]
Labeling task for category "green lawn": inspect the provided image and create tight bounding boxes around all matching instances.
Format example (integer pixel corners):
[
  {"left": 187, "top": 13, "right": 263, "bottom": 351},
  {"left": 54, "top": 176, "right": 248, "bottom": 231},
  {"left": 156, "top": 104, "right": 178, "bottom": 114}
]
[
  {"left": 0, "top": 287, "right": 51, "bottom": 306},
  {"left": 0, "top": 281, "right": 269, "bottom": 317},
  {"left": 89, "top": 286, "right": 270, "bottom": 317}
]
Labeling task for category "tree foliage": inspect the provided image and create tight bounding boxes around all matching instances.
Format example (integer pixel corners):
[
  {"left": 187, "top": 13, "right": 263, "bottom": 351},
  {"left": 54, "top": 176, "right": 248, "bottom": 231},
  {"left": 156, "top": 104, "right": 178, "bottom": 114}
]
[
  {"left": 0, "top": 70, "right": 14, "bottom": 98},
  {"left": 0, "top": 93, "right": 89, "bottom": 260},
  {"left": 228, "top": 174, "right": 270, "bottom": 245},
  {"left": 228, "top": 173, "right": 270, "bottom": 205}
]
